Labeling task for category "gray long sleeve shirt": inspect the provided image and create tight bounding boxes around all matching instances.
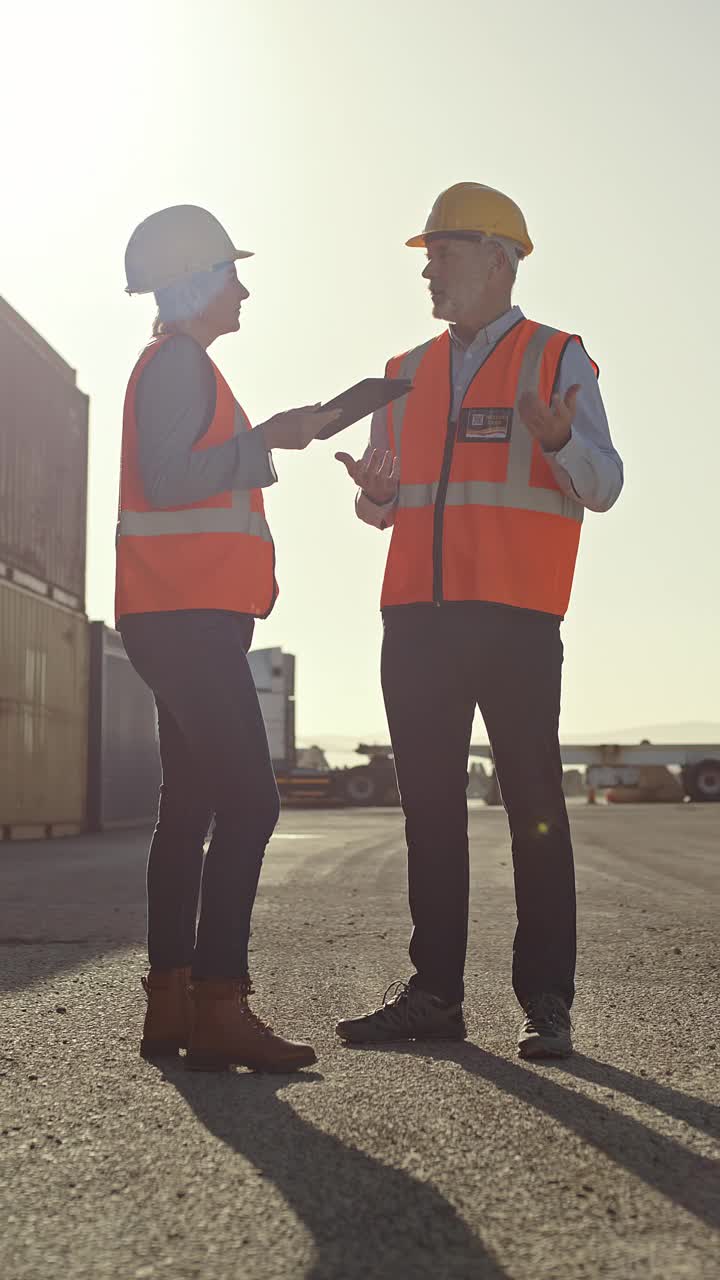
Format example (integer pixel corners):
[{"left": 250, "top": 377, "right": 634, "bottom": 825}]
[
  {"left": 134, "top": 335, "right": 276, "bottom": 509},
  {"left": 356, "top": 306, "right": 623, "bottom": 528}
]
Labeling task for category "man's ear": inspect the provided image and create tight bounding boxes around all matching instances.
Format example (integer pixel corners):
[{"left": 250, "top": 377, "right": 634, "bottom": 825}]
[{"left": 487, "top": 241, "right": 507, "bottom": 276}]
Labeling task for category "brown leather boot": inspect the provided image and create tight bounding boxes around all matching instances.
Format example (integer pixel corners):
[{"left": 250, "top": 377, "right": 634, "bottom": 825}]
[
  {"left": 140, "top": 966, "right": 191, "bottom": 1058},
  {"left": 186, "top": 977, "right": 317, "bottom": 1073}
]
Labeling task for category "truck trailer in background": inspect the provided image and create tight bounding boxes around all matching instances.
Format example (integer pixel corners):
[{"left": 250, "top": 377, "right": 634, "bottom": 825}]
[
  {"left": 468, "top": 742, "right": 720, "bottom": 804},
  {"left": 247, "top": 647, "right": 296, "bottom": 771},
  {"left": 248, "top": 647, "right": 399, "bottom": 806}
]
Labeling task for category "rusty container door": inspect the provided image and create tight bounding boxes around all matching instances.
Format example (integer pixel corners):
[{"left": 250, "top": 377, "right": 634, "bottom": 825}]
[
  {"left": 0, "top": 296, "right": 89, "bottom": 609},
  {"left": 0, "top": 579, "right": 88, "bottom": 837}
]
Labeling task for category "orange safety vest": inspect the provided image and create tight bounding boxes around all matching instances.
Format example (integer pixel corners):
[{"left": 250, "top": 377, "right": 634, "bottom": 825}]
[
  {"left": 380, "top": 318, "right": 597, "bottom": 616},
  {"left": 115, "top": 337, "right": 277, "bottom": 622}
]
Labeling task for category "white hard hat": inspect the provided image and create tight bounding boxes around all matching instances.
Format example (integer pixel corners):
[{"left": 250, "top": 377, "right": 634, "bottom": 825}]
[{"left": 125, "top": 205, "right": 253, "bottom": 294}]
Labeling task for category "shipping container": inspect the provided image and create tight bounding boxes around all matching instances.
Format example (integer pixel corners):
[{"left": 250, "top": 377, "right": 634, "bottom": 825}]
[
  {"left": 0, "top": 295, "right": 89, "bottom": 609},
  {"left": 0, "top": 579, "right": 88, "bottom": 837},
  {"left": 86, "top": 623, "right": 161, "bottom": 830},
  {"left": 247, "top": 647, "right": 296, "bottom": 770}
]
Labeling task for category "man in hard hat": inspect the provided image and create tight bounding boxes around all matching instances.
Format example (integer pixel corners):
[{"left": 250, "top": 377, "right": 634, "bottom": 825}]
[
  {"left": 335, "top": 183, "right": 623, "bottom": 1059},
  {"left": 117, "top": 205, "right": 340, "bottom": 1072}
]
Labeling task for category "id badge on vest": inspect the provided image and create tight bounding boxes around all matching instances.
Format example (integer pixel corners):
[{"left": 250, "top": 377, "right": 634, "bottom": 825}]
[{"left": 458, "top": 407, "right": 512, "bottom": 444}]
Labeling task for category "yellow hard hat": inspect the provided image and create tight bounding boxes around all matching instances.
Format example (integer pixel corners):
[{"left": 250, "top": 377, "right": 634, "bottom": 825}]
[
  {"left": 406, "top": 183, "right": 533, "bottom": 258},
  {"left": 125, "top": 205, "right": 253, "bottom": 294}
]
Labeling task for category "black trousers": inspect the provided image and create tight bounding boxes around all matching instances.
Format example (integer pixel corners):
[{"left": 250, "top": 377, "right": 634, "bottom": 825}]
[
  {"left": 119, "top": 610, "right": 280, "bottom": 979},
  {"left": 381, "top": 603, "right": 576, "bottom": 1010}
]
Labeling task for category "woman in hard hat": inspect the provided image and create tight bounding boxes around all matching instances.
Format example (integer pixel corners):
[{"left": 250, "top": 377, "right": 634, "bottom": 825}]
[{"left": 117, "top": 205, "right": 340, "bottom": 1072}]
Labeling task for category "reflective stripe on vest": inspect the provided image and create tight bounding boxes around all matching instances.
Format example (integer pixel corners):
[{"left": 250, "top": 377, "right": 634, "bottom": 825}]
[
  {"left": 379, "top": 320, "right": 592, "bottom": 615},
  {"left": 117, "top": 401, "right": 273, "bottom": 541},
  {"left": 119, "top": 504, "right": 273, "bottom": 538},
  {"left": 397, "top": 479, "right": 581, "bottom": 520},
  {"left": 392, "top": 324, "right": 583, "bottom": 523}
]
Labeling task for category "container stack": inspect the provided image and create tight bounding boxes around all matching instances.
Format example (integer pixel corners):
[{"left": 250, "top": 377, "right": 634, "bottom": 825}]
[{"left": 0, "top": 296, "right": 90, "bottom": 838}]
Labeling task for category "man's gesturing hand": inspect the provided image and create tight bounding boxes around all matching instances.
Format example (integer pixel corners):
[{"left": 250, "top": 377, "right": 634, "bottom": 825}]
[
  {"left": 518, "top": 384, "right": 581, "bottom": 453},
  {"left": 336, "top": 448, "right": 399, "bottom": 505}
]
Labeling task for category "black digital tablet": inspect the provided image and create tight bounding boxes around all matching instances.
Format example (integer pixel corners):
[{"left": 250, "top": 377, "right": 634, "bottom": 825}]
[{"left": 314, "top": 377, "right": 413, "bottom": 439}]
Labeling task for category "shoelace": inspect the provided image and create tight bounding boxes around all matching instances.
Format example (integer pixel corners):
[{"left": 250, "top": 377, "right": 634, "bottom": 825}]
[
  {"left": 382, "top": 980, "right": 410, "bottom": 1007},
  {"left": 142, "top": 973, "right": 274, "bottom": 1035},
  {"left": 377, "top": 980, "right": 413, "bottom": 1030},
  {"left": 238, "top": 978, "right": 274, "bottom": 1037},
  {"left": 523, "top": 995, "right": 571, "bottom": 1034}
]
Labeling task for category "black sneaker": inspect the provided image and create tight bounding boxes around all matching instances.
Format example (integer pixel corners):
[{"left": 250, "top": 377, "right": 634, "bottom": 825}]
[
  {"left": 518, "top": 993, "right": 573, "bottom": 1059},
  {"left": 336, "top": 981, "right": 466, "bottom": 1045}
]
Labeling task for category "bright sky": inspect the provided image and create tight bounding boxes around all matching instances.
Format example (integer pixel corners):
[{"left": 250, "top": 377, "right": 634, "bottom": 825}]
[{"left": 2, "top": 0, "right": 719, "bottom": 742}]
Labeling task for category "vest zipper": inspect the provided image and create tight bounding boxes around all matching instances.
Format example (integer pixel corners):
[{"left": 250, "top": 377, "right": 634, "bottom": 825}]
[
  {"left": 431, "top": 355, "right": 457, "bottom": 605},
  {"left": 429, "top": 316, "right": 526, "bottom": 605}
]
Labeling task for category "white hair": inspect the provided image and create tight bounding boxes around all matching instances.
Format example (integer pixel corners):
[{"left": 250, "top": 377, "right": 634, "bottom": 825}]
[
  {"left": 153, "top": 266, "right": 229, "bottom": 334},
  {"left": 487, "top": 235, "right": 524, "bottom": 279}
]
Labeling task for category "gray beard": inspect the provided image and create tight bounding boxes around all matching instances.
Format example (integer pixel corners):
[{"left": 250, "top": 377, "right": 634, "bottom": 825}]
[{"left": 432, "top": 297, "right": 458, "bottom": 322}]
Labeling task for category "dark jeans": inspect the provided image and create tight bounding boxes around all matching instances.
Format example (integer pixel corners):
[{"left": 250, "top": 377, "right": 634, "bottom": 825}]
[
  {"left": 381, "top": 603, "right": 576, "bottom": 1010},
  {"left": 119, "top": 610, "right": 280, "bottom": 979}
]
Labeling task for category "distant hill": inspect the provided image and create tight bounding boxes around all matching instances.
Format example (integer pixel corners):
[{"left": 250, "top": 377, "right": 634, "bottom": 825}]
[
  {"left": 299, "top": 723, "right": 720, "bottom": 768},
  {"left": 561, "top": 723, "right": 720, "bottom": 745}
]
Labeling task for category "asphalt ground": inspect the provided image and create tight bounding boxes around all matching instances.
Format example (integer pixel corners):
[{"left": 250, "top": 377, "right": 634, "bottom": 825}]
[{"left": 1, "top": 802, "right": 718, "bottom": 1280}]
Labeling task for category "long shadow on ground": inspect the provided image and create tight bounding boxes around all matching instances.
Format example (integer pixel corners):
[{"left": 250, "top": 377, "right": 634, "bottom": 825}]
[
  {"left": 163, "top": 1064, "right": 507, "bottom": 1280},
  {"left": 359, "top": 1042, "right": 719, "bottom": 1230}
]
